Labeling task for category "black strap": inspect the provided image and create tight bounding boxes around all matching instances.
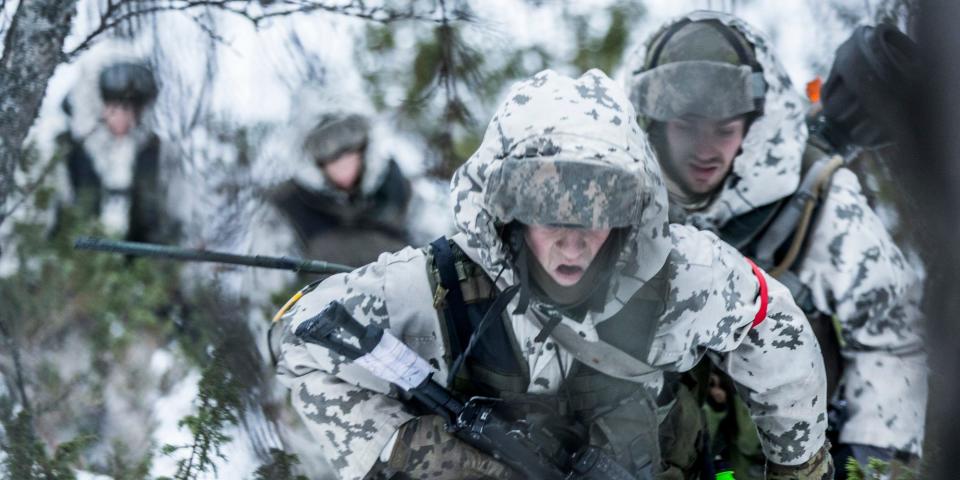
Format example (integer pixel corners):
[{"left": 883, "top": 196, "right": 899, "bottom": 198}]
[
  {"left": 430, "top": 237, "right": 468, "bottom": 360},
  {"left": 446, "top": 284, "right": 521, "bottom": 386},
  {"left": 646, "top": 19, "right": 691, "bottom": 71}
]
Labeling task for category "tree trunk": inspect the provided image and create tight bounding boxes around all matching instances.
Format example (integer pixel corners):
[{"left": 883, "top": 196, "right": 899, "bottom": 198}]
[{"left": 0, "top": 0, "right": 77, "bottom": 228}]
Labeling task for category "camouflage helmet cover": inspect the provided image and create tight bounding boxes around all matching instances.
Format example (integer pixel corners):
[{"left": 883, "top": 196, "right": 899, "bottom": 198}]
[
  {"left": 485, "top": 156, "right": 643, "bottom": 229},
  {"left": 451, "top": 69, "right": 673, "bottom": 300},
  {"left": 629, "top": 19, "right": 765, "bottom": 121},
  {"left": 98, "top": 61, "right": 158, "bottom": 107}
]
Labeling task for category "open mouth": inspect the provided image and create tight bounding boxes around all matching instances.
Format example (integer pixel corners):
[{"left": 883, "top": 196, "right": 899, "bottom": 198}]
[
  {"left": 555, "top": 265, "right": 584, "bottom": 283},
  {"left": 556, "top": 264, "right": 584, "bottom": 274}
]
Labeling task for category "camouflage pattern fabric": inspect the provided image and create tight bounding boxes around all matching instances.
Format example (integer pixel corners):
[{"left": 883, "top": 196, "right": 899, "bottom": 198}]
[
  {"left": 626, "top": 10, "right": 927, "bottom": 457},
  {"left": 800, "top": 168, "right": 926, "bottom": 454},
  {"left": 766, "top": 443, "right": 834, "bottom": 480},
  {"left": 274, "top": 69, "right": 828, "bottom": 480},
  {"left": 630, "top": 61, "right": 758, "bottom": 122},
  {"left": 485, "top": 158, "right": 643, "bottom": 229},
  {"left": 386, "top": 415, "right": 520, "bottom": 480}
]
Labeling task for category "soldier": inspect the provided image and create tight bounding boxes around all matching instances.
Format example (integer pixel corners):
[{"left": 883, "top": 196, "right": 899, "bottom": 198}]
[
  {"left": 57, "top": 55, "right": 174, "bottom": 243},
  {"left": 264, "top": 110, "right": 416, "bottom": 267},
  {"left": 235, "top": 89, "right": 452, "bottom": 299},
  {"left": 625, "top": 11, "right": 927, "bottom": 478},
  {"left": 272, "top": 70, "right": 832, "bottom": 479}
]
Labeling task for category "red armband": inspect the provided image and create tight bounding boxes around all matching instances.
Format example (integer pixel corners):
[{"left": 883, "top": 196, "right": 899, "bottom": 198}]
[{"left": 746, "top": 258, "right": 768, "bottom": 328}]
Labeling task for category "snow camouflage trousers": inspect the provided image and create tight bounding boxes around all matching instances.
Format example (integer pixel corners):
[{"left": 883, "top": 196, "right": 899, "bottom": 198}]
[
  {"left": 382, "top": 415, "right": 519, "bottom": 480},
  {"left": 766, "top": 442, "right": 833, "bottom": 480}
]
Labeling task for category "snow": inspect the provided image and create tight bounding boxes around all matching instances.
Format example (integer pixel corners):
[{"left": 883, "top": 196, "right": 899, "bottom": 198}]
[
  {"left": 149, "top": 369, "right": 259, "bottom": 479},
  {"left": 76, "top": 471, "right": 113, "bottom": 480}
]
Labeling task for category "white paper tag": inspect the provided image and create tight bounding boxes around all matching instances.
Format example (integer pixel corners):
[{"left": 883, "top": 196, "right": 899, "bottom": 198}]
[{"left": 354, "top": 331, "right": 433, "bottom": 390}]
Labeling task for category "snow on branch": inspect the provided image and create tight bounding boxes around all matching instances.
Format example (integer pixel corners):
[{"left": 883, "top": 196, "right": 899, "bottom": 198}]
[{"left": 67, "top": 0, "right": 473, "bottom": 59}]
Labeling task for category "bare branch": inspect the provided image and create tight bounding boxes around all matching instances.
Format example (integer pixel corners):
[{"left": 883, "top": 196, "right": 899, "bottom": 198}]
[
  {"left": 0, "top": 317, "right": 32, "bottom": 413},
  {"left": 66, "top": 0, "right": 468, "bottom": 60}
]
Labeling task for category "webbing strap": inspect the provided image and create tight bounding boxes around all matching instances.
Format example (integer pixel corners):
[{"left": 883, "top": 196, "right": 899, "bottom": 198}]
[
  {"left": 753, "top": 155, "right": 843, "bottom": 273},
  {"left": 746, "top": 259, "right": 769, "bottom": 328},
  {"left": 446, "top": 285, "right": 520, "bottom": 386},
  {"left": 430, "top": 237, "right": 468, "bottom": 360}
]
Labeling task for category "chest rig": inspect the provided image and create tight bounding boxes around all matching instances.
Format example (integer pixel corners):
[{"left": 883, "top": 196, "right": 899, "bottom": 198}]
[
  {"left": 63, "top": 133, "right": 165, "bottom": 243},
  {"left": 426, "top": 237, "right": 669, "bottom": 475}
]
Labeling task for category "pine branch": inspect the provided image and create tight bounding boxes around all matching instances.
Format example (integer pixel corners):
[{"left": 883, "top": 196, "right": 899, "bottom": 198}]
[{"left": 162, "top": 342, "right": 244, "bottom": 480}]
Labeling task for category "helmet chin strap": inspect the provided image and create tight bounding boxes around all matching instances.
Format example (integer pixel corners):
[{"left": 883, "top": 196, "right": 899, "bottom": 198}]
[
  {"left": 508, "top": 226, "right": 532, "bottom": 315},
  {"left": 508, "top": 225, "right": 626, "bottom": 343}
]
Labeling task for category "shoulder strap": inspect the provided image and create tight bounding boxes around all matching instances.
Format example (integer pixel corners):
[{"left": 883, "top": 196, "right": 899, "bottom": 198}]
[
  {"left": 753, "top": 150, "right": 843, "bottom": 276},
  {"left": 429, "top": 236, "right": 469, "bottom": 361}
]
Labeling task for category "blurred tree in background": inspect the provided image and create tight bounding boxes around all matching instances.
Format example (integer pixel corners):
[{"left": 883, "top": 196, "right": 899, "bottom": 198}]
[{"left": 360, "top": 0, "right": 645, "bottom": 175}]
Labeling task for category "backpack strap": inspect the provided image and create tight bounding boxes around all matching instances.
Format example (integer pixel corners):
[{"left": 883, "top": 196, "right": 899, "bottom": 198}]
[
  {"left": 753, "top": 153, "right": 844, "bottom": 276},
  {"left": 429, "top": 237, "right": 469, "bottom": 361}
]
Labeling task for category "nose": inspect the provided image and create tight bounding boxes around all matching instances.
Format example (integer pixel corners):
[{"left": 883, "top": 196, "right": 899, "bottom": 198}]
[
  {"left": 556, "top": 230, "right": 588, "bottom": 259},
  {"left": 693, "top": 132, "right": 717, "bottom": 161}
]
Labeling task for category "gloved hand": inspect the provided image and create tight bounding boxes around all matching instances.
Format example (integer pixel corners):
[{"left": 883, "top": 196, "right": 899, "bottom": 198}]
[
  {"left": 386, "top": 415, "right": 521, "bottom": 480},
  {"left": 767, "top": 442, "right": 834, "bottom": 480}
]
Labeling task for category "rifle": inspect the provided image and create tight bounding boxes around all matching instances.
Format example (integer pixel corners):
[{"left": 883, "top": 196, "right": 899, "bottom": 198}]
[
  {"left": 73, "top": 236, "right": 353, "bottom": 275},
  {"left": 295, "top": 300, "right": 649, "bottom": 480}
]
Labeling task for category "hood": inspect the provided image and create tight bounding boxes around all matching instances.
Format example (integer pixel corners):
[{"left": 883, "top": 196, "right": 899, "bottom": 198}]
[
  {"left": 625, "top": 11, "right": 809, "bottom": 230},
  {"left": 253, "top": 86, "right": 394, "bottom": 199},
  {"left": 450, "top": 69, "right": 672, "bottom": 320}
]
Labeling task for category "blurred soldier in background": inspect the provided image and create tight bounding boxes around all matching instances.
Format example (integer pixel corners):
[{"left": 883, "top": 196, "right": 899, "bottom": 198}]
[
  {"left": 234, "top": 88, "right": 453, "bottom": 302},
  {"left": 231, "top": 90, "right": 453, "bottom": 477},
  {"left": 265, "top": 110, "right": 416, "bottom": 267},
  {"left": 625, "top": 10, "right": 927, "bottom": 478},
  {"left": 57, "top": 54, "right": 178, "bottom": 244}
]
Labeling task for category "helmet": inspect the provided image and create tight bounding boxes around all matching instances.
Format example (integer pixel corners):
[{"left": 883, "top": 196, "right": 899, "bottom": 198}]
[
  {"left": 98, "top": 62, "right": 158, "bottom": 107},
  {"left": 485, "top": 155, "right": 643, "bottom": 230},
  {"left": 303, "top": 113, "right": 370, "bottom": 164},
  {"left": 630, "top": 19, "right": 765, "bottom": 122}
]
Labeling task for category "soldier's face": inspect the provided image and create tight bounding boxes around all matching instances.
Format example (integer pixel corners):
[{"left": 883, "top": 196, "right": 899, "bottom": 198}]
[
  {"left": 103, "top": 102, "right": 138, "bottom": 137},
  {"left": 664, "top": 115, "right": 746, "bottom": 195},
  {"left": 524, "top": 225, "right": 611, "bottom": 286},
  {"left": 322, "top": 150, "right": 364, "bottom": 191}
]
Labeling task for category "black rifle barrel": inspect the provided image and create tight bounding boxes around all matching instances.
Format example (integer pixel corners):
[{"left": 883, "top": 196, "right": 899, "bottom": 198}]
[{"left": 74, "top": 236, "right": 354, "bottom": 275}]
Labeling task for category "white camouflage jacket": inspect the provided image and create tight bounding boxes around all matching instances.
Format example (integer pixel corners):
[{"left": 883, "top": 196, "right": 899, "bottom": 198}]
[
  {"left": 275, "top": 69, "right": 828, "bottom": 480},
  {"left": 626, "top": 11, "right": 927, "bottom": 455}
]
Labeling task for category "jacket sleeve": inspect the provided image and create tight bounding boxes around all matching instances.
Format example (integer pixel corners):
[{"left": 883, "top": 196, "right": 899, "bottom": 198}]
[
  {"left": 798, "top": 167, "right": 928, "bottom": 455},
  {"left": 274, "top": 255, "right": 424, "bottom": 480},
  {"left": 662, "top": 226, "right": 829, "bottom": 467}
]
